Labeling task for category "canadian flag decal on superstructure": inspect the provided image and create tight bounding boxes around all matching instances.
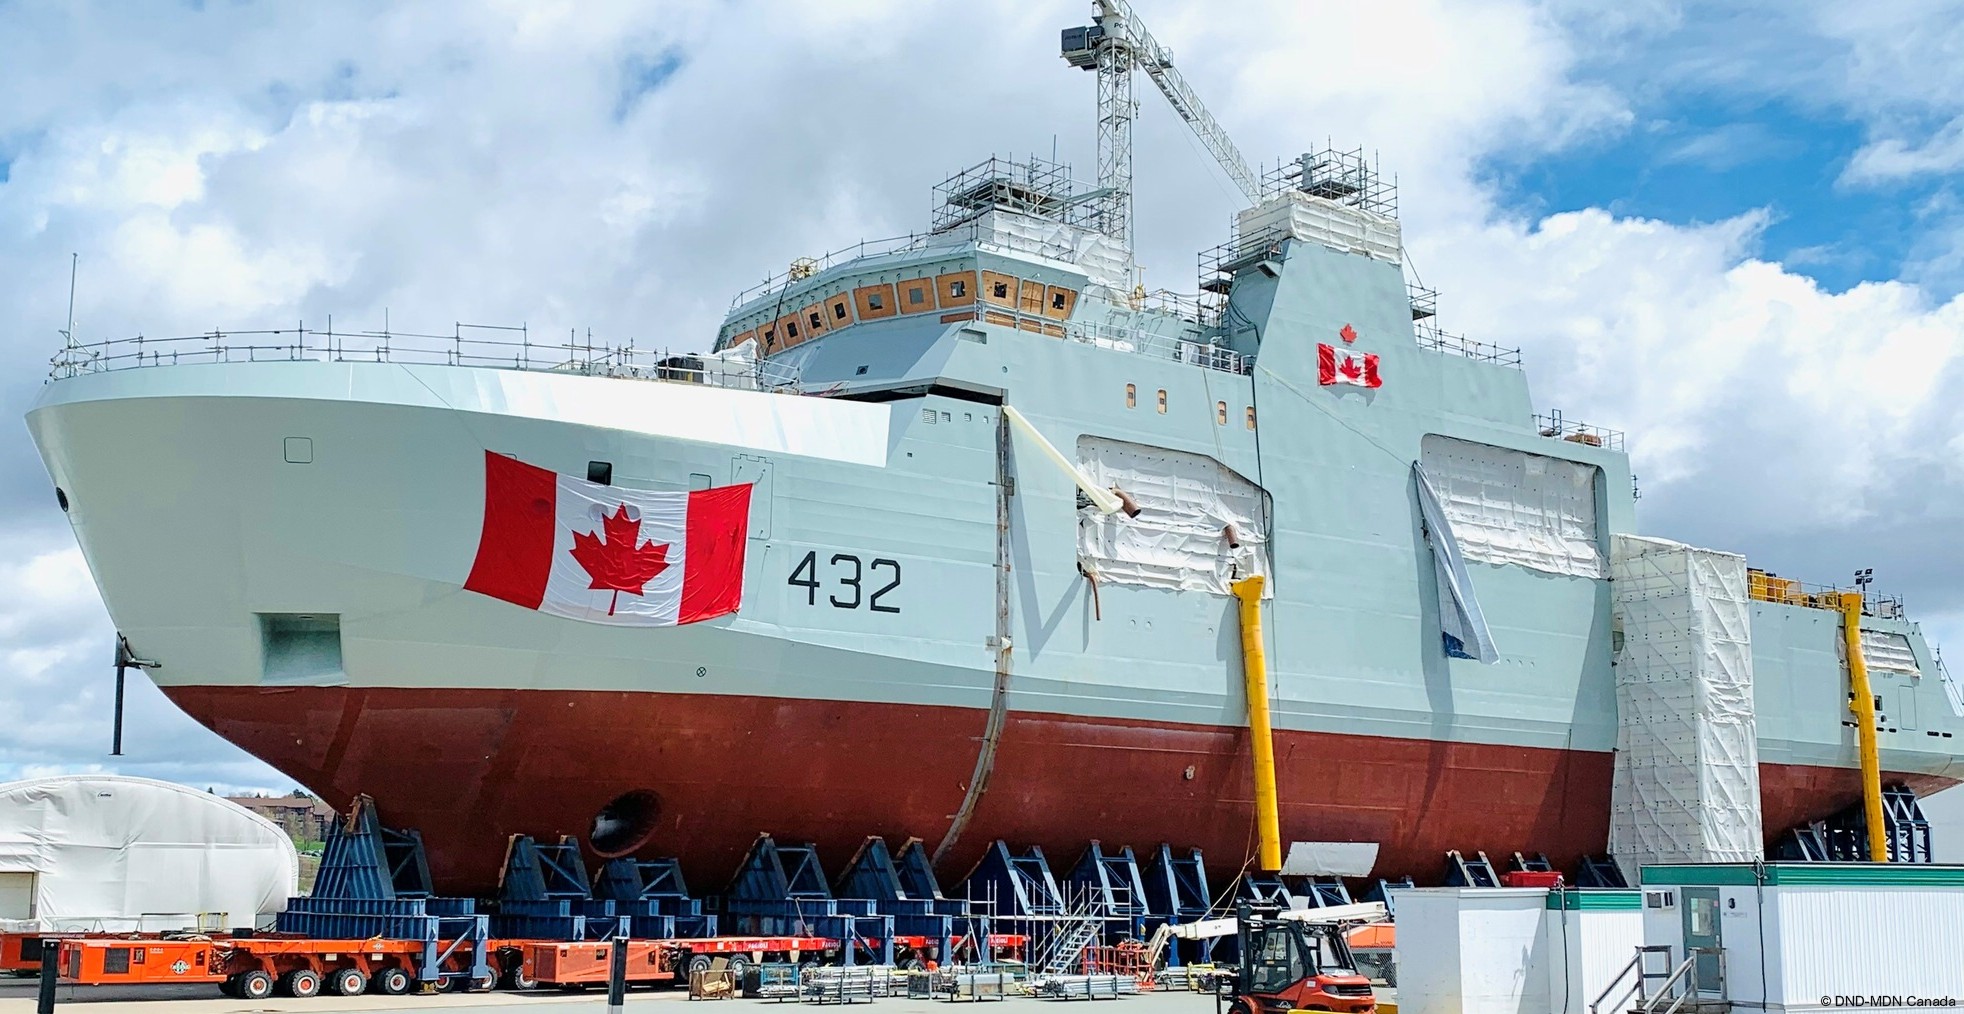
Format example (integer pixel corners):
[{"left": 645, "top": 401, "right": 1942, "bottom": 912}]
[
  {"left": 1318, "top": 343, "right": 1382, "bottom": 388},
  {"left": 463, "top": 451, "right": 752, "bottom": 625}
]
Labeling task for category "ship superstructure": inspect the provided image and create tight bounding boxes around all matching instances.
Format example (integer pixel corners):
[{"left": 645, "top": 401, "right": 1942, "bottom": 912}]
[{"left": 25, "top": 3, "right": 1964, "bottom": 893}]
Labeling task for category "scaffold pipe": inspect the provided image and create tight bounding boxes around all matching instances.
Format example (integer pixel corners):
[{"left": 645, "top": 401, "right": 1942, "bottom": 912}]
[
  {"left": 1233, "top": 575, "right": 1282, "bottom": 872},
  {"left": 1841, "top": 592, "right": 1890, "bottom": 863}
]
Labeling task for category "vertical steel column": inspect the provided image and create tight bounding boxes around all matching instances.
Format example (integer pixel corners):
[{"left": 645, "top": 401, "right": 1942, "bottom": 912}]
[
  {"left": 36, "top": 940, "right": 58, "bottom": 1014},
  {"left": 606, "top": 935, "right": 628, "bottom": 1014},
  {"left": 1232, "top": 576, "right": 1281, "bottom": 873},
  {"left": 1841, "top": 593, "right": 1890, "bottom": 862}
]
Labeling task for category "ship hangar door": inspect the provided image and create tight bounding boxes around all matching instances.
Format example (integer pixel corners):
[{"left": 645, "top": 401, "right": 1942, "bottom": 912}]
[{"left": 733, "top": 455, "right": 773, "bottom": 539}]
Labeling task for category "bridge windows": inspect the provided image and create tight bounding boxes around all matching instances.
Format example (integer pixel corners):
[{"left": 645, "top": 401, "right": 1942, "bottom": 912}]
[
  {"left": 1126, "top": 383, "right": 1136, "bottom": 408},
  {"left": 1157, "top": 389, "right": 1167, "bottom": 414}
]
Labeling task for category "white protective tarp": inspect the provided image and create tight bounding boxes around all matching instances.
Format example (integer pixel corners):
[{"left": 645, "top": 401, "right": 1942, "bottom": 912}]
[
  {"left": 1413, "top": 462, "right": 1500, "bottom": 663},
  {"left": 0, "top": 775, "right": 298, "bottom": 933},
  {"left": 1419, "top": 436, "right": 1606, "bottom": 579},
  {"left": 930, "top": 210, "right": 1135, "bottom": 296},
  {"left": 1075, "top": 436, "right": 1270, "bottom": 595},
  {"left": 1234, "top": 191, "right": 1403, "bottom": 265},
  {"left": 1608, "top": 535, "right": 1764, "bottom": 881},
  {"left": 1859, "top": 629, "right": 1922, "bottom": 678}
]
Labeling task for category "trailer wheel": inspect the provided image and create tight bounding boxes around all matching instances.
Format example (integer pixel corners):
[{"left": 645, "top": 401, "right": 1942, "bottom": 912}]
[
  {"left": 219, "top": 974, "right": 240, "bottom": 998},
  {"left": 237, "top": 970, "right": 276, "bottom": 1001},
  {"left": 329, "top": 967, "right": 368, "bottom": 996},
  {"left": 686, "top": 954, "right": 712, "bottom": 977},
  {"left": 374, "top": 966, "right": 412, "bottom": 996},
  {"left": 282, "top": 968, "right": 322, "bottom": 998},
  {"left": 725, "top": 954, "right": 751, "bottom": 981},
  {"left": 500, "top": 965, "right": 537, "bottom": 991}
]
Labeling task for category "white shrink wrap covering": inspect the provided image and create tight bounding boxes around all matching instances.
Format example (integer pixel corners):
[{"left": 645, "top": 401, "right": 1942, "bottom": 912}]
[
  {"left": 1419, "top": 436, "right": 1606, "bottom": 579},
  {"left": 934, "top": 211, "right": 1135, "bottom": 295},
  {"left": 1234, "top": 192, "right": 1402, "bottom": 264},
  {"left": 1076, "top": 436, "right": 1270, "bottom": 596},
  {"left": 0, "top": 775, "right": 299, "bottom": 933},
  {"left": 1608, "top": 535, "right": 1764, "bottom": 880}
]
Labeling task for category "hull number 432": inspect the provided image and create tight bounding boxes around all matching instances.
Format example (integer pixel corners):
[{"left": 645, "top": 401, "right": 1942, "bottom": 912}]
[{"left": 790, "top": 551, "right": 900, "bottom": 613}]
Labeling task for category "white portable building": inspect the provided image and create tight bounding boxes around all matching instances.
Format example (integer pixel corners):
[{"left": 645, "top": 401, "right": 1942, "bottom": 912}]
[
  {"left": 1391, "top": 887, "right": 1643, "bottom": 1014},
  {"left": 0, "top": 775, "right": 298, "bottom": 932},
  {"left": 1640, "top": 863, "right": 1964, "bottom": 1013}
]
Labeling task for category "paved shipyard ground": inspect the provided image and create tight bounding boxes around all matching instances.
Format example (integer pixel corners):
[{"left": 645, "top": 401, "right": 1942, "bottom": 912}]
[{"left": 0, "top": 979, "right": 1395, "bottom": 1014}]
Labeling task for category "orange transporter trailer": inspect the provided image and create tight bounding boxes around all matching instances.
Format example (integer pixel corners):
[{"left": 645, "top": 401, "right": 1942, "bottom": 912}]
[{"left": 55, "top": 937, "right": 475, "bottom": 999}]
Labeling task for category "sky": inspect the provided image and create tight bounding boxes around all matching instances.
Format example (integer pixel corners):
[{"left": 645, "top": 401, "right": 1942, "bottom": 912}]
[{"left": 1, "top": 0, "right": 1962, "bottom": 846}]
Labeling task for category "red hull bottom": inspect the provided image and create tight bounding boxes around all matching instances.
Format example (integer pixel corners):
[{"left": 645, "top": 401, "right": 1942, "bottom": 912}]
[{"left": 164, "top": 686, "right": 1949, "bottom": 895}]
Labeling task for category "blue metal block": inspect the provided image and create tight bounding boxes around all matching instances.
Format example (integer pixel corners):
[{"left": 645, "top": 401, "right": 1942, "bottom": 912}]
[
  {"left": 725, "top": 834, "right": 834, "bottom": 904},
  {"left": 957, "top": 841, "right": 1062, "bottom": 917},
  {"left": 1067, "top": 841, "right": 1150, "bottom": 918},
  {"left": 310, "top": 795, "right": 434, "bottom": 901},
  {"left": 499, "top": 835, "right": 594, "bottom": 902},
  {"left": 1140, "top": 844, "right": 1210, "bottom": 922}
]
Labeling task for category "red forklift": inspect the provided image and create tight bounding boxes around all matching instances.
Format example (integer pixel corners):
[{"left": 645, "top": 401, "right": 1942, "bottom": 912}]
[{"left": 1219, "top": 903, "right": 1376, "bottom": 1014}]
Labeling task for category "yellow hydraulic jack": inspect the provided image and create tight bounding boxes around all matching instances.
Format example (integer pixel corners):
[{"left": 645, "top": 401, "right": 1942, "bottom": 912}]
[
  {"left": 1840, "top": 591, "right": 1890, "bottom": 863},
  {"left": 1233, "top": 575, "right": 1283, "bottom": 873}
]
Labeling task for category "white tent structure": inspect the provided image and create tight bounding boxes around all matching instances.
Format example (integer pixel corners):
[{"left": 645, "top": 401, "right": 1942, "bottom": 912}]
[{"left": 0, "top": 775, "right": 298, "bottom": 932}]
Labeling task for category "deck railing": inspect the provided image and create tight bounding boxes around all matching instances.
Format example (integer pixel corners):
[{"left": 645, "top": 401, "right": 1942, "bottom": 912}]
[
  {"left": 1533, "top": 411, "right": 1624, "bottom": 451},
  {"left": 47, "top": 324, "right": 803, "bottom": 392}
]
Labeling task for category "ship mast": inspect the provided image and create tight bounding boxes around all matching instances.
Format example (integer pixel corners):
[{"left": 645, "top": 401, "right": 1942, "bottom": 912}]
[{"left": 1062, "top": 0, "right": 1264, "bottom": 251}]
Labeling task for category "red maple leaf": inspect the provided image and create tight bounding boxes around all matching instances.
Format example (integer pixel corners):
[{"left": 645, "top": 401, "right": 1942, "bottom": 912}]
[
  {"left": 1339, "top": 323, "right": 1358, "bottom": 343},
  {"left": 569, "top": 504, "right": 670, "bottom": 615},
  {"left": 1339, "top": 354, "right": 1364, "bottom": 381}
]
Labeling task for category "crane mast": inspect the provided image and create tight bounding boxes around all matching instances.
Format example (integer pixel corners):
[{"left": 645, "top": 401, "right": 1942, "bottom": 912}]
[{"left": 1062, "top": 0, "right": 1264, "bottom": 251}]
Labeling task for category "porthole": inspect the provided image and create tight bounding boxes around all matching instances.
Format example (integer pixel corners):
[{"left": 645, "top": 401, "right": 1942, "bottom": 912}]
[
  {"left": 1216, "top": 401, "right": 1228, "bottom": 425},
  {"left": 1125, "top": 384, "right": 1136, "bottom": 409},
  {"left": 1246, "top": 406, "right": 1256, "bottom": 430},
  {"left": 1156, "top": 389, "right": 1167, "bottom": 414}
]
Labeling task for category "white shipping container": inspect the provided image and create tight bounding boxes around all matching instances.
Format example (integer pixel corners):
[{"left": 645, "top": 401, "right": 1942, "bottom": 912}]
[
  {"left": 1640, "top": 864, "right": 1964, "bottom": 1012},
  {"left": 1392, "top": 888, "right": 1552, "bottom": 1014}
]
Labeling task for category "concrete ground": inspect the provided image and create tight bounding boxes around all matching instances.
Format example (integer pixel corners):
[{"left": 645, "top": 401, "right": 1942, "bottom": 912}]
[{"left": 0, "top": 978, "right": 1321, "bottom": 1014}]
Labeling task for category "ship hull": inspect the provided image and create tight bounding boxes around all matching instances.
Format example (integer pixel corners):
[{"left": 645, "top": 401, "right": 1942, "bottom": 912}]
[
  {"left": 166, "top": 683, "right": 1622, "bottom": 892},
  {"left": 161, "top": 683, "right": 1953, "bottom": 893}
]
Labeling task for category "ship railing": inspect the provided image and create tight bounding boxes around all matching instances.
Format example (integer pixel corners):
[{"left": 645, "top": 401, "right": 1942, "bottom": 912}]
[
  {"left": 1416, "top": 325, "right": 1523, "bottom": 368},
  {"left": 48, "top": 324, "right": 804, "bottom": 393},
  {"left": 728, "top": 233, "right": 934, "bottom": 308},
  {"left": 1533, "top": 410, "right": 1624, "bottom": 451},
  {"left": 1059, "top": 318, "right": 1250, "bottom": 375},
  {"left": 1745, "top": 569, "right": 1907, "bottom": 619}
]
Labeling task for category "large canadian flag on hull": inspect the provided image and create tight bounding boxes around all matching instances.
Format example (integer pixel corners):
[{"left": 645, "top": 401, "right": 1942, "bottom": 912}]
[
  {"left": 1318, "top": 343, "right": 1382, "bottom": 388},
  {"left": 464, "top": 451, "right": 752, "bottom": 625}
]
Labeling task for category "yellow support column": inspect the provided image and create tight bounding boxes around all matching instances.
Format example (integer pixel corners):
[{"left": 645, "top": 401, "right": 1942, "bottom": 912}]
[
  {"left": 1841, "top": 591, "right": 1890, "bottom": 863},
  {"left": 1233, "top": 576, "right": 1283, "bottom": 873}
]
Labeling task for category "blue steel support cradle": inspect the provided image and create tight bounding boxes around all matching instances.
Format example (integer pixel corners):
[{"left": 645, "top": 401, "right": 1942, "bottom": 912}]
[
  {"left": 960, "top": 841, "right": 1064, "bottom": 919},
  {"left": 310, "top": 794, "right": 433, "bottom": 901},
  {"left": 1361, "top": 877, "right": 1414, "bottom": 918},
  {"left": 1066, "top": 842, "right": 1149, "bottom": 939},
  {"left": 594, "top": 856, "right": 710, "bottom": 938},
  {"left": 493, "top": 835, "right": 633, "bottom": 941},
  {"left": 278, "top": 796, "right": 485, "bottom": 985},
  {"left": 1293, "top": 876, "right": 1352, "bottom": 908},
  {"left": 1443, "top": 850, "right": 1501, "bottom": 888},
  {"left": 1140, "top": 845, "right": 1210, "bottom": 967},
  {"left": 719, "top": 835, "right": 892, "bottom": 967},
  {"left": 834, "top": 837, "right": 959, "bottom": 963},
  {"left": 1572, "top": 856, "right": 1627, "bottom": 888}
]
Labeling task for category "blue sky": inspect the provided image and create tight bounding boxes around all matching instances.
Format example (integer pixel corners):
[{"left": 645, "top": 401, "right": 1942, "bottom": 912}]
[
  {"left": 1483, "top": 100, "right": 1927, "bottom": 293},
  {"left": 0, "top": 0, "right": 1961, "bottom": 851}
]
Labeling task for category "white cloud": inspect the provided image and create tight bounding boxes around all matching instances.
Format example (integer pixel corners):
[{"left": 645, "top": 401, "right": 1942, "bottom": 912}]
[{"left": 1843, "top": 116, "right": 1964, "bottom": 185}]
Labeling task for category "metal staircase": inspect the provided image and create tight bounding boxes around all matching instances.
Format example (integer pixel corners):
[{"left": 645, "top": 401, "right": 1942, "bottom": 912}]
[{"left": 1032, "top": 901, "right": 1107, "bottom": 975}]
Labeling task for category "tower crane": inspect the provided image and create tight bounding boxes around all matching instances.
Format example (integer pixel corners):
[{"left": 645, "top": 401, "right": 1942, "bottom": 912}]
[{"left": 1062, "top": 0, "right": 1265, "bottom": 250}]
